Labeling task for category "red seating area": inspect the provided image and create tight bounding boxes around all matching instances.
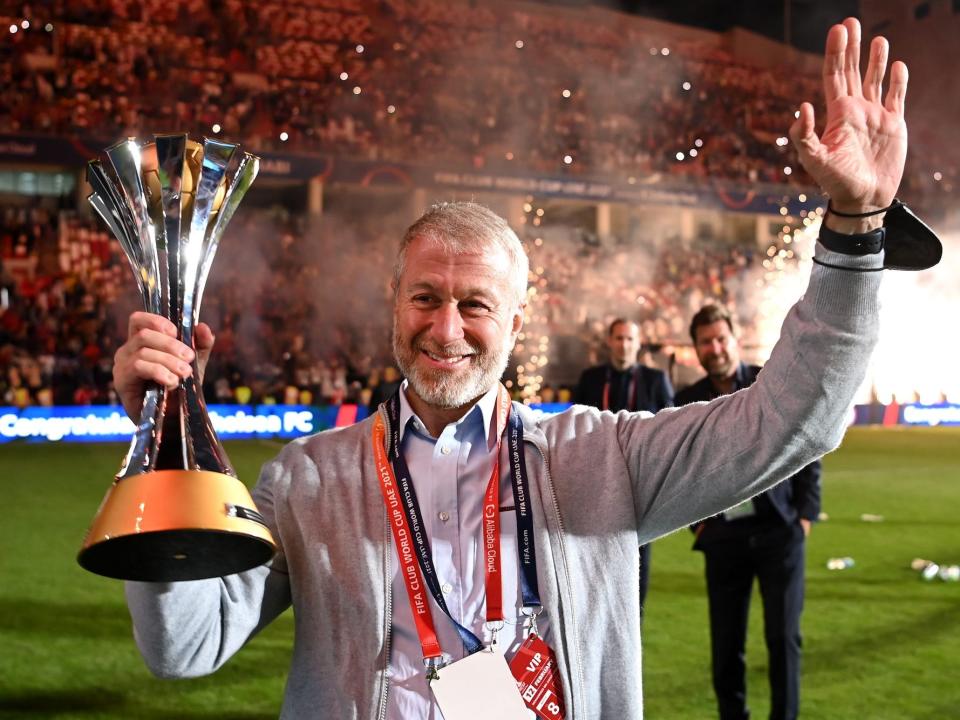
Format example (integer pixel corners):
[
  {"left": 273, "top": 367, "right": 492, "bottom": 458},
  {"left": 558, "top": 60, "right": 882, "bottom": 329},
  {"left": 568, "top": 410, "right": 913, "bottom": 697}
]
[{"left": 2, "top": 0, "right": 821, "bottom": 184}]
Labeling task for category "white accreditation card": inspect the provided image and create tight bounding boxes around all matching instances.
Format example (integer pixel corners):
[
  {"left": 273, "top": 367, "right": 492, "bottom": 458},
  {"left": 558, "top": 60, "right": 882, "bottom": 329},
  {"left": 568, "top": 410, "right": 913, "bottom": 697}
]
[
  {"left": 723, "top": 498, "right": 756, "bottom": 520},
  {"left": 431, "top": 650, "right": 531, "bottom": 720}
]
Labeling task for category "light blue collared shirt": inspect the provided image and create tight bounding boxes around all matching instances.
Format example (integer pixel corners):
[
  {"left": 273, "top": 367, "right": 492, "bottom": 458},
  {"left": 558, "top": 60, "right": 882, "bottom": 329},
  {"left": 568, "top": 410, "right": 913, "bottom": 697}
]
[{"left": 386, "top": 382, "right": 541, "bottom": 720}]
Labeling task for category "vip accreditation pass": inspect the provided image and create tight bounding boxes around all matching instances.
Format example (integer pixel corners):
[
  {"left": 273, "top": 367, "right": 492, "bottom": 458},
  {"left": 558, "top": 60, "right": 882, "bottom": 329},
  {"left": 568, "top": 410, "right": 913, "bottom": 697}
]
[{"left": 430, "top": 651, "right": 531, "bottom": 720}]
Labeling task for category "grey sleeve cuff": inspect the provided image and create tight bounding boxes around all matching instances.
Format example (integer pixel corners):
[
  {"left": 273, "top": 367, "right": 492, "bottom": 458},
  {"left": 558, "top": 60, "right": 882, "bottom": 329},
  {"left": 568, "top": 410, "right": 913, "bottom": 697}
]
[
  {"left": 813, "top": 241, "right": 885, "bottom": 271},
  {"left": 808, "top": 242, "right": 884, "bottom": 321}
]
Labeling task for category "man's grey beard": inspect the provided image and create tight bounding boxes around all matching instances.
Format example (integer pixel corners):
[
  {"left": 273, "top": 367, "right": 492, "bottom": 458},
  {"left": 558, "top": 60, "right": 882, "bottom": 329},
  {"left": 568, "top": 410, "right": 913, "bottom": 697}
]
[{"left": 392, "top": 322, "right": 512, "bottom": 410}]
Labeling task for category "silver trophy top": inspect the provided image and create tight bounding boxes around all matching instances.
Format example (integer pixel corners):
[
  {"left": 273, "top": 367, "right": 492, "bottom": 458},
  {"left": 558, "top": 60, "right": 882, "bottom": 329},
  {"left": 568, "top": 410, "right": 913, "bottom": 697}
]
[
  {"left": 87, "top": 134, "right": 259, "bottom": 479},
  {"left": 87, "top": 134, "right": 259, "bottom": 332}
]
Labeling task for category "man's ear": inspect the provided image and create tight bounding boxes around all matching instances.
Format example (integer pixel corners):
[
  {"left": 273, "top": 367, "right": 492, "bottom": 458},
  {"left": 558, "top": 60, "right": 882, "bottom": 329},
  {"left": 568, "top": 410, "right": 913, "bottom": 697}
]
[{"left": 512, "top": 303, "right": 525, "bottom": 337}]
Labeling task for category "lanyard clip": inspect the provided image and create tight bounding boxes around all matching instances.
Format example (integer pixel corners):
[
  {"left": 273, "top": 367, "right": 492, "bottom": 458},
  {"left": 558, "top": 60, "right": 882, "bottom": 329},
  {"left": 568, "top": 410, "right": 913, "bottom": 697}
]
[
  {"left": 484, "top": 620, "right": 505, "bottom": 651},
  {"left": 423, "top": 655, "right": 445, "bottom": 683},
  {"left": 522, "top": 605, "right": 543, "bottom": 637}
]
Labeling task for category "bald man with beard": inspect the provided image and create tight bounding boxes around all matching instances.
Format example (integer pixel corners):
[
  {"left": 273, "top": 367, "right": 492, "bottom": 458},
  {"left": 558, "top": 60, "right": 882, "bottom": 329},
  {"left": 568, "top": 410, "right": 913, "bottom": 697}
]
[{"left": 111, "top": 19, "right": 909, "bottom": 719}]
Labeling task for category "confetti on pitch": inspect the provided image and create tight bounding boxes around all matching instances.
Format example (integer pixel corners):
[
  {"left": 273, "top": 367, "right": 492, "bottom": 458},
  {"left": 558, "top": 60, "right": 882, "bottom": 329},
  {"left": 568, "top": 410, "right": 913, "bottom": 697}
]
[
  {"left": 826, "top": 557, "right": 855, "bottom": 570},
  {"left": 912, "top": 559, "right": 959, "bottom": 582}
]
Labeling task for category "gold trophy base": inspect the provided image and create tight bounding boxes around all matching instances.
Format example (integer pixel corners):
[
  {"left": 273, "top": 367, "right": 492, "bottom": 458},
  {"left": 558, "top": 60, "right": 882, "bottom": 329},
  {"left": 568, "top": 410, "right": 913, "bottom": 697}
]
[{"left": 78, "top": 469, "right": 277, "bottom": 582}]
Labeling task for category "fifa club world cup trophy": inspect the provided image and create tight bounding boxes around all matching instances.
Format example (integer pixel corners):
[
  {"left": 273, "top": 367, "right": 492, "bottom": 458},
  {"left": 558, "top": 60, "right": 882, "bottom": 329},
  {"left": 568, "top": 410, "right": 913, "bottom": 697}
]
[{"left": 77, "top": 134, "right": 277, "bottom": 581}]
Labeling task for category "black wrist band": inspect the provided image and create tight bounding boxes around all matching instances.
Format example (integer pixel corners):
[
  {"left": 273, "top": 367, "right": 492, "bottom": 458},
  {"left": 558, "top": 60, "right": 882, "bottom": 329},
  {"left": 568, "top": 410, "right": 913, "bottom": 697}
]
[
  {"left": 827, "top": 198, "right": 904, "bottom": 218},
  {"left": 817, "top": 223, "right": 885, "bottom": 256}
]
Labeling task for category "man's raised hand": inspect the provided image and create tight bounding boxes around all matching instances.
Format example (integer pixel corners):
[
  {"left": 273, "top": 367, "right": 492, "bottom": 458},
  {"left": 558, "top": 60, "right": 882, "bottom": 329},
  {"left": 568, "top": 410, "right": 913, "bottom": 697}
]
[{"left": 790, "top": 17, "right": 908, "bottom": 229}]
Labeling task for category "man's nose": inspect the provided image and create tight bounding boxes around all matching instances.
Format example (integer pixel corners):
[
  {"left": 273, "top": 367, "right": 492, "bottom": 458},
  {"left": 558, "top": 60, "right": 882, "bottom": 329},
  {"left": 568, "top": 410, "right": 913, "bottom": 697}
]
[{"left": 430, "top": 302, "right": 465, "bottom": 344}]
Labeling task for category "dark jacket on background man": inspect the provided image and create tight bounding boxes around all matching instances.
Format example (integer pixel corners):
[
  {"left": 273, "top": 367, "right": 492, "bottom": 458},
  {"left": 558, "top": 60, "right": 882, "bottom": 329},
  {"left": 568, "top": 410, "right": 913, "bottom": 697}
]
[
  {"left": 574, "top": 363, "right": 674, "bottom": 414},
  {"left": 675, "top": 361, "right": 820, "bottom": 720},
  {"left": 675, "top": 362, "right": 821, "bottom": 545},
  {"left": 575, "top": 360, "right": 674, "bottom": 619}
]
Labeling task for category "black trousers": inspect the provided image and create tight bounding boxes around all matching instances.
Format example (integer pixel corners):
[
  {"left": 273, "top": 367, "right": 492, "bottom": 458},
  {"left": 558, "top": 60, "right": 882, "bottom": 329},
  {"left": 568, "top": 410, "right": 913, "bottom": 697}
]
[
  {"left": 702, "top": 523, "right": 805, "bottom": 720},
  {"left": 639, "top": 542, "right": 651, "bottom": 621}
]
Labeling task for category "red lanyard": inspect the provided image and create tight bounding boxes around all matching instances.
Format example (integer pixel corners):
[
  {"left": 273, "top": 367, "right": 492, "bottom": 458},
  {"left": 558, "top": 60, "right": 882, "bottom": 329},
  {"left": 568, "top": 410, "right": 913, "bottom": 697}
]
[
  {"left": 373, "top": 415, "right": 443, "bottom": 658},
  {"left": 482, "top": 385, "right": 511, "bottom": 623},
  {"left": 372, "top": 385, "right": 512, "bottom": 662}
]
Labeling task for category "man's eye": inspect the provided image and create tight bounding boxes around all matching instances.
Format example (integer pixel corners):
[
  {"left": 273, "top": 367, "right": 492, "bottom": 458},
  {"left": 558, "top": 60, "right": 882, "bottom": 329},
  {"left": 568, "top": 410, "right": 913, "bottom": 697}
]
[{"left": 462, "top": 301, "right": 490, "bottom": 312}]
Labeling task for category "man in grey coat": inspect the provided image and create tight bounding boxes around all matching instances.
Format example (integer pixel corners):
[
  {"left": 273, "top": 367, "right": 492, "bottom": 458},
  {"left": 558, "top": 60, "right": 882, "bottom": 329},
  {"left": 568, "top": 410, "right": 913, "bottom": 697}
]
[{"left": 113, "top": 18, "right": 909, "bottom": 719}]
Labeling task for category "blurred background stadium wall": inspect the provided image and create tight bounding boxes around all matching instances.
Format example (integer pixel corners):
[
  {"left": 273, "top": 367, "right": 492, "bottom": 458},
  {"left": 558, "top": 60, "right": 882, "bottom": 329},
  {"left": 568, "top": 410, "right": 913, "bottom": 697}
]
[{"left": 0, "top": 0, "right": 957, "bottom": 717}]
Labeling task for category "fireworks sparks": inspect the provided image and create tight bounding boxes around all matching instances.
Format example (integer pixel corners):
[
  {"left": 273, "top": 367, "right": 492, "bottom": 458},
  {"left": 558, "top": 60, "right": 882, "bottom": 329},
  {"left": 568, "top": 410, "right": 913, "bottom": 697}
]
[
  {"left": 754, "top": 200, "right": 959, "bottom": 405},
  {"left": 515, "top": 199, "right": 551, "bottom": 403}
]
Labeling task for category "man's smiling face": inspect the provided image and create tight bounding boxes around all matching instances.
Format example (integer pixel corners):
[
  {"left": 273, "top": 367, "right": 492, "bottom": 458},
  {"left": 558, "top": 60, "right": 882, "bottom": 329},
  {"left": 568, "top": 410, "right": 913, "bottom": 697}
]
[{"left": 392, "top": 235, "right": 523, "bottom": 412}]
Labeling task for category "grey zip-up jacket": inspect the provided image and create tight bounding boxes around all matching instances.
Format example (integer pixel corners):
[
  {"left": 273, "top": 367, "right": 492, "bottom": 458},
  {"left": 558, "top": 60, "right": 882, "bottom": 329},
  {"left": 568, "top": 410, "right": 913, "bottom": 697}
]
[{"left": 126, "top": 245, "right": 883, "bottom": 718}]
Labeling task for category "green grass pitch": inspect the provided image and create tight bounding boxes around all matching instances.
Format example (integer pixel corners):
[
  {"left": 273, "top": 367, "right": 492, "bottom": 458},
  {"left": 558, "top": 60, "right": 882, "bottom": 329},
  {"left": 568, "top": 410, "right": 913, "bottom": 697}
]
[{"left": 1, "top": 427, "right": 957, "bottom": 719}]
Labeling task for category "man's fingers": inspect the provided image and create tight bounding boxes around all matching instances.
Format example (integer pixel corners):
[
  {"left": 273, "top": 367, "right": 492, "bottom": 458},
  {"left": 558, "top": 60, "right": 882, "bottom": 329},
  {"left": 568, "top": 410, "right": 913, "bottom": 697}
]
[
  {"left": 862, "top": 36, "right": 888, "bottom": 102},
  {"left": 789, "top": 103, "right": 825, "bottom": 176},
  {"left": 842, "top": 17, "right": 862, "bottom": 97},
  {"left": 128, "top": 311, "right": 177, "bottom": 340},
  {"left": 129, "top": 327, "right": 195, "bottom": 362},
  {"left": 115, "top": 343, "right": 192, "bottom": 387},
  {"left": 115, "top": 327, "right": 195, "bottom": 389},
  {"left": 195, "top": 322, "right": 216, "bottom": 352},
  {"left": 822, "top": 23, "right": 848, "bottom": 102},
  {"left": 131, "top": 357, "right": 183, "bottom": 389},
  {"left": 789, "top": 103, "right": 821, "bottom": 156},
  {"left": 116, "top": 312, "right": 192, "bottom": 420},
  {"left": 136, "top": 347, "right": 194, "bottom": 378},
  {"left": 884, "top": 60, "right": 909, "bottom": 115}
]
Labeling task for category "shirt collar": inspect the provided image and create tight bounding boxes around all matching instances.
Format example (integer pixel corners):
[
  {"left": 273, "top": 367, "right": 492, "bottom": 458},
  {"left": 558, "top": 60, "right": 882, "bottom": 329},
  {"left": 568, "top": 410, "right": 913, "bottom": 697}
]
[{"left": 397, "top": 380, "right": 501, "bottom": 449}]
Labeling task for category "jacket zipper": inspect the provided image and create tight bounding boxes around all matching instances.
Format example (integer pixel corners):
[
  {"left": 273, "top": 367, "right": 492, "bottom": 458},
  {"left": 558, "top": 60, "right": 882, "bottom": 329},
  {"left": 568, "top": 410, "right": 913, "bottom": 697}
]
[
  {"left": 525, "top": 434, "right": 586, "bottom": 719},
  {"left": 376, "top": 405, "right": 391, "bottom": 720},
  {"left": 377, "top": 513, "right": 392, "bottom": 720}
]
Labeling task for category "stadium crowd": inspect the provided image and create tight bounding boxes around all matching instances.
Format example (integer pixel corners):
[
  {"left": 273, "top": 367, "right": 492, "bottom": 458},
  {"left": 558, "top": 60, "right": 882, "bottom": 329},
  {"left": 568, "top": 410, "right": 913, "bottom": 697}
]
[
  {"left": 1, "top": 0, "right": 819, "bottom": 185},
  {"left": 3, "top": 1, "right": 945, "bottom": 410},
  {"left": 0, "top": 199, "right": 759, "bottom": 408}
]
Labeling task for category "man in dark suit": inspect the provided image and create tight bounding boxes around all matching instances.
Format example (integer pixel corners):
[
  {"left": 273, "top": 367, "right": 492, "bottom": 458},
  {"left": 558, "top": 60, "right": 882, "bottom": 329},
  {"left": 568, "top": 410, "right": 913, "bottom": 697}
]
[
  {"left": 676, "top": 304, "right": 820, "bottom": 720},
  {"left": 574, "top": 318, "right": 674, "bottom": 617}
]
